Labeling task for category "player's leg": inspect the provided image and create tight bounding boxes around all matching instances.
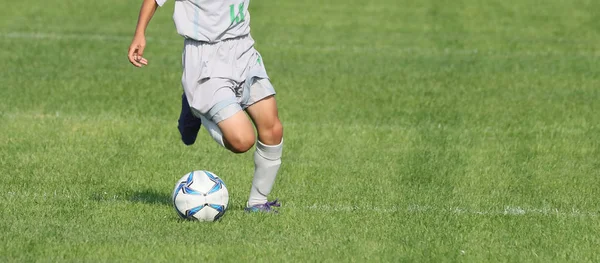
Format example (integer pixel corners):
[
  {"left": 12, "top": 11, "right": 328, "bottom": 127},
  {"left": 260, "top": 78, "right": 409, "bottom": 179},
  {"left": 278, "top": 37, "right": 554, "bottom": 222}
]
[
  {"left": 177, "top": 93, "right": 202, "bottom": 146},
  {"left": 246, "top": 95, "right": 283, "bottom": 145},
  {"left": 194, "top": 100, "right": 257, "bottom": 154},
  {"left": 214, "top": 108, "right": 256, "bottom": 153},
  {"left": 243, "top": 79, "right": 284, "bottom": 212},
  {"left": 197, "top": 81, "right": 282, "bottom": 211},
  {"left": 189, "top": 78, "right": 256, "bottom": 154}
]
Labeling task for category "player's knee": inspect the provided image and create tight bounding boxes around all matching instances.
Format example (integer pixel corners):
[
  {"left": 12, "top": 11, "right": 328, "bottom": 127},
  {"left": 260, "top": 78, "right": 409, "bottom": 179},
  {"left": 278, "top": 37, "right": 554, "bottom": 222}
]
[
  {"left": 225, "top": 133, "right": 256, "bottom": 153},
  {"left": 271, "top": 121, "right": 284, "bottom": 141},
  {"left": 258, "top": 120, "right": 283, "bottom": 145}
]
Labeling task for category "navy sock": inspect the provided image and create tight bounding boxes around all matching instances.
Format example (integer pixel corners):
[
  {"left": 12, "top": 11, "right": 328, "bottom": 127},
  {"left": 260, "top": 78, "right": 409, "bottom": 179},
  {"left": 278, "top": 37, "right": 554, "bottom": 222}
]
[{"left": 177, "top": 93, "right": 202, "bottom": 145}]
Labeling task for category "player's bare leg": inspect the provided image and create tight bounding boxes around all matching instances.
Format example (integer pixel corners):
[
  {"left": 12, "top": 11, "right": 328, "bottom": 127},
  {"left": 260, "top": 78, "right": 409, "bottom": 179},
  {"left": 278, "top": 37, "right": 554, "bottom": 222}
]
[
  {"left": 244, "top": 95, "right": 283, "bottom": 211},
  {"left": 215, "top": 110, "right": 256, "bottom": 153},
  {"left": 246, "top": 96, "right": 283, "bottom": 145}
]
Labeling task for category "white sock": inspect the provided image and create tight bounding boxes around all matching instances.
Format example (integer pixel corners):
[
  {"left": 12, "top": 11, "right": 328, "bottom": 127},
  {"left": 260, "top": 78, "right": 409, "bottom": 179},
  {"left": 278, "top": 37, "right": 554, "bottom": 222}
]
[
  {"left": 199, "top": 115, "right": 225, "bottom": 147},
  {"left": 247, "top": 139, "right": 283, "bottom": 206}
]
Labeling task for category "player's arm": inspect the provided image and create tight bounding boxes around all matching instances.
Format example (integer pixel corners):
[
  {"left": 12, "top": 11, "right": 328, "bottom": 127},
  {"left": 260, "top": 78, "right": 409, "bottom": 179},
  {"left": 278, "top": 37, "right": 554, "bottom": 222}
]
[{"left": 127, "top": 0, "right": 160, "bottom": 67}]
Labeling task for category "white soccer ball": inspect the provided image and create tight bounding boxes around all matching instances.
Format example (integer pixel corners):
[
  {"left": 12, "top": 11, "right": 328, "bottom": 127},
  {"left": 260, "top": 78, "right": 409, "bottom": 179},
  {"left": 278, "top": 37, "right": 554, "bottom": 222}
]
[{"left": 172, "top": 170, "right": 229, "bottom": 221}]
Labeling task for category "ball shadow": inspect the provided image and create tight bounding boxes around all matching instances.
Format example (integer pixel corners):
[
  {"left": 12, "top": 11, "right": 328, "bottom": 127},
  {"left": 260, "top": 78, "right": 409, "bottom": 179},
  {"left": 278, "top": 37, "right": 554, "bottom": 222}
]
[{"left": 125, "top": 189, "right": 172, "bottom": 206}]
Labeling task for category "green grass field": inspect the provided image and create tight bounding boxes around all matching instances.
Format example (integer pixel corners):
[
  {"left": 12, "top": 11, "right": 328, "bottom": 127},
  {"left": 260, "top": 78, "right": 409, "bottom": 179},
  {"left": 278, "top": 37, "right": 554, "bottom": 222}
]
[{"left": 1, "top": 0, "right": 600, "bottom": 261}]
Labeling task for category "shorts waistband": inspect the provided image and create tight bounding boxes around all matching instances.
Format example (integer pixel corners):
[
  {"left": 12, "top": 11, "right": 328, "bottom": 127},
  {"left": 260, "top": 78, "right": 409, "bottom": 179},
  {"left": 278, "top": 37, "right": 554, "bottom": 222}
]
[{"left": 184, "top": 34, "right": 249, "bottom": 45}]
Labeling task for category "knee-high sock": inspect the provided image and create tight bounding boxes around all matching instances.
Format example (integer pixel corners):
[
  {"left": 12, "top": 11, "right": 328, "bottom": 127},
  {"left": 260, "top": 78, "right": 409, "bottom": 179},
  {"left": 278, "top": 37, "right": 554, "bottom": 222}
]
[{"left": 248, "top": 139, "right": 283, "bottom": 206}]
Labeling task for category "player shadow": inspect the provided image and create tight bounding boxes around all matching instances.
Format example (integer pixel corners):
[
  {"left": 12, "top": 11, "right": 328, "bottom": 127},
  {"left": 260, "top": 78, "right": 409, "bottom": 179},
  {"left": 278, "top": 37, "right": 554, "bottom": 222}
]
[{"left": 124, "top": 189, "right": 172, "bottom": 206}]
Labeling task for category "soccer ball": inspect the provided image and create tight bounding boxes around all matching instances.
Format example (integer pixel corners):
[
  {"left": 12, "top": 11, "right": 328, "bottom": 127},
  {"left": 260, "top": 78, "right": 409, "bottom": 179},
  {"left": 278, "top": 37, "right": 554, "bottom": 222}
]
[{"left": 172, "top": 170, "right": 229, "bottom": 221}]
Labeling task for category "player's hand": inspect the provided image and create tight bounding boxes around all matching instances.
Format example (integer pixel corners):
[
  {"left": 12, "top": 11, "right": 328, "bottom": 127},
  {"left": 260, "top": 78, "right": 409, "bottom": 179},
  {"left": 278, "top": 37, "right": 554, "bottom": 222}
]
[{"left": 128, "top": 35, "right": 149, "bottom": 67}]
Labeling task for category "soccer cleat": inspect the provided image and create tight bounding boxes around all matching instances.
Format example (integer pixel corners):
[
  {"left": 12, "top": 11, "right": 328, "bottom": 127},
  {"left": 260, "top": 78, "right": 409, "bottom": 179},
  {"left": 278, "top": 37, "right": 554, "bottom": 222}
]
[
  {"left": 244, "top": 199, "right": 281, "bottom": 213},
  {"left": 177, "top": 93, "right": 202, "bottom": 145}
]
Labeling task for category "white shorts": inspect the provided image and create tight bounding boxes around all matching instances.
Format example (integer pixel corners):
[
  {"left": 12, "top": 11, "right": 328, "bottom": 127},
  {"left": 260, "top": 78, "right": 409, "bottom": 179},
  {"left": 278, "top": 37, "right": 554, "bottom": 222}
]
[{"left": 180, "top": 34, "right": 275, "bottom": 123}]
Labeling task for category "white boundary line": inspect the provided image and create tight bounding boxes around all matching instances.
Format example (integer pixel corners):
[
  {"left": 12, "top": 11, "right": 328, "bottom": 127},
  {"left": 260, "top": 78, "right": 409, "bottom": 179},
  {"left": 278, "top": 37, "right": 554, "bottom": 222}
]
[
  {"left": 302, "top": 203, "right": 599, "bottom": 217},
  {"left": 1, "top": 111, "right": 594, "bottom": 134},
  {"left": 0, "top": 32, "right": 133, "bottom": 41},
  {"left": 3, "top": 191, "right": 598, "bottom": 218},
  {"left": 1, "top": 31, "right": 598, "bottom": 57}
]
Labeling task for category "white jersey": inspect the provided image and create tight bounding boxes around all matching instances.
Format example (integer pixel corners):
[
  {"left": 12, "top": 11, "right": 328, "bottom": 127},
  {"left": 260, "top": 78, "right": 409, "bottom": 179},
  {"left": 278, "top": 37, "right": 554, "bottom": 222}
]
[{"left": 155, "top": 0, "right": 251, "bottom": 43}]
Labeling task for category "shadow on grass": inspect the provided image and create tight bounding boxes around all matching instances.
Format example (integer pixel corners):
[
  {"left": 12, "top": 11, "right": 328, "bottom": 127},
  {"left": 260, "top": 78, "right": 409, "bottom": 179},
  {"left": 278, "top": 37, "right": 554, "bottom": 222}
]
[
  {"left": 126, "top": 189, "right": 172, "bottom": 206},
  {"left": 90, "top": 189, "right": 172, "bottom": 206},
  {"left": 90, "top": 189, "right": 246, "bottom": 212}
]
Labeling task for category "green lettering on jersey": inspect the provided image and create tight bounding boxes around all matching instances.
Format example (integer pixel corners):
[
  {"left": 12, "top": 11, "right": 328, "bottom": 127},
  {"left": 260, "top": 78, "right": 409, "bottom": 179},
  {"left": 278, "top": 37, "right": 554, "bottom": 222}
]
[{"left": 230, "top": 3, "right": 245, "bottom": 24}]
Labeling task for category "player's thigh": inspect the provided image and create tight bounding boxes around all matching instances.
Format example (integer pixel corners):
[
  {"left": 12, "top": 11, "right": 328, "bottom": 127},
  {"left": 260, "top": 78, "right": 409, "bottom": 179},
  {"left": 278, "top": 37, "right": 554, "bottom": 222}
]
[
  {"left": 217, "top": 109, "right": 255, "bottom": 153},
  {"left": 203, "top": 84, "right": 255, "bottom": 153},
  {"left": 245, "top": 95, "right": 283, "bottom": 145},
  {"left": 187, "top": 77, "right": 255, "bottom": 153}
]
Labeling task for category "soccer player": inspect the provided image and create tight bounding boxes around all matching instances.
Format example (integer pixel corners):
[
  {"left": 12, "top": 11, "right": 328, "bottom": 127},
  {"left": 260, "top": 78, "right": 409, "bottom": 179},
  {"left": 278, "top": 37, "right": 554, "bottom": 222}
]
[{"left": 127, "top": 0, "right": 283, "bottom": 213}]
